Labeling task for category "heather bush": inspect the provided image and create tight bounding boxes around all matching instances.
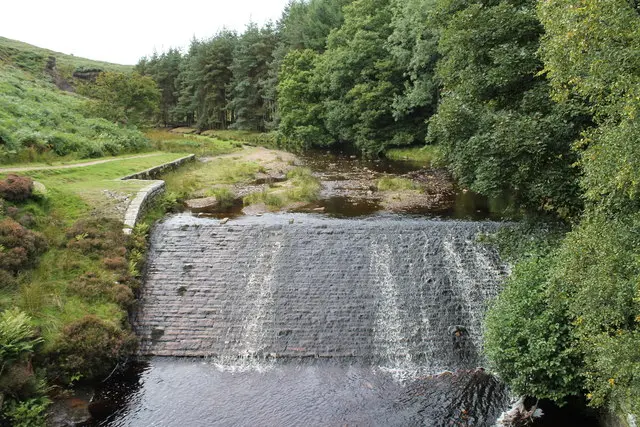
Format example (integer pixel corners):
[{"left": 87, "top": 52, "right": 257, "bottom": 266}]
[
  {"left": 67, "top": 273, "right": 134, "bottom": 308},
  {"left": 0, "top": 175, "right": 33, "bottom": 202},
  {"left": 67, "top": 273, "right": 112, "bottom": 300},
  {"left": 51, "top": 315, "right": 137, "bottom": 383},
  {"left": 65, "top": 218, "right": 127, "bottom": 258},
  {"left": 0, "top": 269, "right": 17, "bottom": 289},
  {"left": 103, "top": 256, "right": 127, "bottom": 271},
  {"left": 110, "top": 284, "right": 135, "bottom": 308},
  {"left": 0, "top": 218, "right": 47, "bottom": 273}
]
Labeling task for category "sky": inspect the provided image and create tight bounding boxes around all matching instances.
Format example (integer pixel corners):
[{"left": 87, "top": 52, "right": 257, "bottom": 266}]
[{"left": 2, "top": 0, "right": 292, "bottom": 65}]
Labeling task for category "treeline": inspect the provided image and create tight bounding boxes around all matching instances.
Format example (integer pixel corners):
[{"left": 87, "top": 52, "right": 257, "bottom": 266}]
[
  {"left": 138, "top": 0, "right": 585, "bottom": 213},
  {"left": 136, "top": 0, "right": 349, "bottom": 133}
]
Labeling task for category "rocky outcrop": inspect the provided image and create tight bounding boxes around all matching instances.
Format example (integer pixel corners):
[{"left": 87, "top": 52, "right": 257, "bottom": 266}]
[{"left": 72, "top": 68, "right": 102, "bottom": 82}]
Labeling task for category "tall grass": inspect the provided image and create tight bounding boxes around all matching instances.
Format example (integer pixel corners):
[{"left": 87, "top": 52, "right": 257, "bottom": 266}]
[
  {"left": 377, "top": 176, "right": 419, "bottom": 191},
  {"left": 384, "top": 145, "right": 441, "bottom": 166},
  {"left": 285, "top": 167, "right": 321, "bottom": 202},
  {"left": 145, "top": 129, "right": 241, "bottom": 157},
  {"left": 200, "top": 129, "right": 278, "bottom": 148}
]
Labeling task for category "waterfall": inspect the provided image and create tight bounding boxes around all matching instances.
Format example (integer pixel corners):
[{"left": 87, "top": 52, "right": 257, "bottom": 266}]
[{"left": 135, "top": 213, "right": 506, "bottom": 376}]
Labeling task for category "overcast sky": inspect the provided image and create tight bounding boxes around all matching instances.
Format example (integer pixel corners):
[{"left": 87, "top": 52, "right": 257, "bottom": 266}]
[{"left": 2, "top": 0, "right": 291, "bottom": 65}]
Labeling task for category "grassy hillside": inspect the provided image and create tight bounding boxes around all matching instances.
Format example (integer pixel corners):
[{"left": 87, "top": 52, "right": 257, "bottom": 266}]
[
  {"left": 0, "top": 36, "right": 132, "bottom": 75},
  {"left": 0, "top": 37, "right": 148, "bottom": 165}
]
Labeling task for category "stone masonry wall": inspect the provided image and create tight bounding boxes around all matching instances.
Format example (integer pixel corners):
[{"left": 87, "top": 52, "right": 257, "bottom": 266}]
[{"left": 121, "top": 154, "right": 195, "bottom": 234}]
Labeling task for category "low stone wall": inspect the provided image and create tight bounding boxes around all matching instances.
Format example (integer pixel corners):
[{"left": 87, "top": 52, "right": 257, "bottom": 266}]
[
  {"left": 121, "top": 154, "right": 195, "bottom": 180},
  {"left": 121, "top": 155, "right": 195, "bottom": 234},
  {"left": 122, "top": 180, "right": 165, "bottom": 234}
]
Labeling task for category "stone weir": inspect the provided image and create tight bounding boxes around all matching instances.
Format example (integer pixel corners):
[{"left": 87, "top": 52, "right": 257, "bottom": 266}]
[{"left": 135, "top": 214, "right": 508, "bottom": 372}]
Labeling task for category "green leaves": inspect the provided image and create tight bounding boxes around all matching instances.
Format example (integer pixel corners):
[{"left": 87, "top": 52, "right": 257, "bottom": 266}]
[
  {"left": 485, "top": 254, "right": 583, "bottom": 402},
  {"left": 0, "top": 309, "right": 42, "bottom": 366},
  {"left": 82, "top": 71, "right": 160, "bottom": 126}
]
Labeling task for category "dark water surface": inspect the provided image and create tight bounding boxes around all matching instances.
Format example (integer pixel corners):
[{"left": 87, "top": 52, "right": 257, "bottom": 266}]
[{"left": 92, "top": 359, "right": 510, "bottom": 427}]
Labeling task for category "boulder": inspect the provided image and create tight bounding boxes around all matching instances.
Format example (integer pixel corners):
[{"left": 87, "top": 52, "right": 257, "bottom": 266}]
[
  {"left": 47, "top": 388, "right": 93, "bottom": 427},
  {"left": 242, "top": 203, "right": 269, "bottom": 216},
  {"left": 185, "top": 196, "right": 218, "bottom": 211}
]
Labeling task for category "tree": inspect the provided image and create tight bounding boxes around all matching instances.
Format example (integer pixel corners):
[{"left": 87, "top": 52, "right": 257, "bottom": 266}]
[
  {"left": 315, "top": 0, "right": 413, "bottom": 156},
  {"left": 388, "top": 0, "right": 440, "bottom": 135},
  {"left": 84, "top": 72, "right": 160, "bottom": 126},
  {"left": 277, "top": 49, "right": 332, "bottom": 149},
  {"left": 426, "top": 0, "right": 586, "bottom": 216},
  {"left": 136, "top": 48, "right": 183, "bottom": 126},
  {"left": 228, "top": 23, "right": 279, "bottom": 131}
]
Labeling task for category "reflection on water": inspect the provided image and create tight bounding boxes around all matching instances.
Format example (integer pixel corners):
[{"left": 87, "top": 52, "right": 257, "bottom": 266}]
[{"left": 92, "top": 359, "right": 510, "bottom": 427}]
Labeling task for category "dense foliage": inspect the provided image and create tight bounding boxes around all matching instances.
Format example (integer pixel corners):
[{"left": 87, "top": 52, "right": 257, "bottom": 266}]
[{"left": 79, "top": 71, "right": 160, "bottom": 126}]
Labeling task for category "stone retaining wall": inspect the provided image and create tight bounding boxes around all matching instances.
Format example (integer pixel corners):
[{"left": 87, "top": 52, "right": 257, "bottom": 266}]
[
  {"left": 121, "top": 155, "right": 195, "bottom": 234},
  {"left": 121, "top": 154, "right": 195, "bottom": 180},
  {"left": 122, "top": 180, "right": 165, "bottom": 234}
]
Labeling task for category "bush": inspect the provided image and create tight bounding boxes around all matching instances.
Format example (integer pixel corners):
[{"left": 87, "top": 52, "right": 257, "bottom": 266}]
[
  {"left": 65, "top": 218, "right": 127, "bottom": 258},
  {"left": 68, "top": 273, "right": 134, "bottom": 308},
  {"left": 0, "top": 363, "right": 39, "bottom": 399},
  {"left": 0, "top": 175, "right": 34, "bottom": 202},
  {"left": 0, "top": 269, "right": 17, "bottom": 289},
  {"left": 67, "top": 273, "right": 112, "bottom": 300},
  {"left": 3, "top": 397, "right": 49, "bottom": 427},
  {"left": 0, "top": 218, "right": 47, "bottom": 273},
  {"left": 52, "top": 315, "right": 137, "bottom": 383},
  {"left": 103, "top": 256, "right": 127, "bottom": 271},
  {"left": 110, "top": 284, "right": 135, "bottom": 308},
  {"left": 484, "top": 255, "right": 583, "bottom": 403}
]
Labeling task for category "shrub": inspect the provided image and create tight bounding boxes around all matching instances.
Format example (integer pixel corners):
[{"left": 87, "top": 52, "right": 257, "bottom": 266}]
[
  {"left": 110, "top": 284, "right": 135, "bottom": 308},
  {"left": 103, "top": 256, "right": 127, "bottom": 271},
  {"left": 65, "top": 218, "right": 127, "bottom": 258},
  {"left": 0, "top": 218, "right": 47, "bottom": 273},
  {"left": 0, "top": 363, "right": 39, "bottom": 399},
  {"left": 3, "top": 397, "right": 50, "bottom": 427},
  {"left": 0, "top": 175, "right": 34, "bottom": 202},
  {"left": 67, "top": 273, "right": 112, "bottom": 300},
  {"left": 52, "top": 315, "right": 137, "bottom": 383},
  {"left": 485, "top": 255, "right": 583, "bottom": 403},
  {"left": 0, "top": 269, "right": 17, "bottom": 289}
]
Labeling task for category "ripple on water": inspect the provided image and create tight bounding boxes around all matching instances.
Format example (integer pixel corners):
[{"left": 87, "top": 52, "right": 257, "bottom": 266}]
[{"left": 92, "top": 358, "right": 511, "bottom": 427}]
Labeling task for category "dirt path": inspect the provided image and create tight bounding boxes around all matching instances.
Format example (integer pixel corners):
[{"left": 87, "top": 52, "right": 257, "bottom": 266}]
[{"left": 0, "top": 153, "right": 165, "bottom": 173}]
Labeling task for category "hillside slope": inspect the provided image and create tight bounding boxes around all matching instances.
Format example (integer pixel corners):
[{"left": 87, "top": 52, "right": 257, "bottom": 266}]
[{"left": 0, "top": 37, "right": 147, "bottom": 164}]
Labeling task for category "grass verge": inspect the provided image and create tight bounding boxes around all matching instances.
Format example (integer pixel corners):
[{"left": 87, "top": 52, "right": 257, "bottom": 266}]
[{"left": 384, "top": 145, "right": 441, "bottom": 166}]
